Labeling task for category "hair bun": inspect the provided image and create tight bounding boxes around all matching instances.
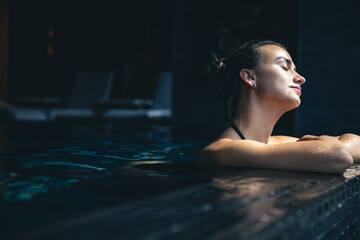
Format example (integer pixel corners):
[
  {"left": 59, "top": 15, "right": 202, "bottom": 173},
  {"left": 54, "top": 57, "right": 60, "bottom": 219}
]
[
  {"left": 217, "top": 59, "right": 225, "bottom": 69},
  {"left": 209, "top": 50, "right": 225, "bottom": 70}
]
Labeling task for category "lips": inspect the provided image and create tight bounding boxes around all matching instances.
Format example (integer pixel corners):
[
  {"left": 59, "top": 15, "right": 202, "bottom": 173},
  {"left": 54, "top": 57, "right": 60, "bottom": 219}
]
[{"left": 290, "top": 86, "right": 302, "bottom": 94}]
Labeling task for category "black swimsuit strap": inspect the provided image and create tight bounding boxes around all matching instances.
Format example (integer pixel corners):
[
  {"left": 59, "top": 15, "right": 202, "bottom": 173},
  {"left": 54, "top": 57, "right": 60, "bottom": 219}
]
[{"left": 230, "top": 124, "right": 245, "bottom": 140}]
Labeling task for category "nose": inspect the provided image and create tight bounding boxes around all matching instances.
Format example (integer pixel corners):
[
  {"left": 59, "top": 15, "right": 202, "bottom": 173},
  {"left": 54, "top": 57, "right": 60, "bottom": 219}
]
[{"left": 294, "top": 72, "right": 306, "bottom": 86}]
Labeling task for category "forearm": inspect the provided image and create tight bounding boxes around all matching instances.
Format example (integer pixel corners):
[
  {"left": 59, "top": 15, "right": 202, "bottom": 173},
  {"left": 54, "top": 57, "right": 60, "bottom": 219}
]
[
  {"left": 199, "top": 138, "right": 352, "bottom": 173},
  {"left": 338, "top": 133, "right": 360, "bottom": 162}
]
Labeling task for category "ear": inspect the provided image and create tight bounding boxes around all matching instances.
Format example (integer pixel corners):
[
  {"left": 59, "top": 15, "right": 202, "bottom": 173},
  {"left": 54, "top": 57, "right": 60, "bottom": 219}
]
[{"left": 239, "top": 69, "right": 256, "bottom": 88}]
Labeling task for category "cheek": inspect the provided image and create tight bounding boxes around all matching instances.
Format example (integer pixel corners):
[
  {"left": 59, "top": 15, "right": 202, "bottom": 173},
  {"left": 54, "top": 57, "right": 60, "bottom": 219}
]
[
  {"left": 256, "top": 70, "right": 300, "bottom": 108},
  {"left": 255, "top": 66, "right": 292, "bottom": 95},
  {"left": 257, "top": 73, "right": 287, "bottom": 94}
]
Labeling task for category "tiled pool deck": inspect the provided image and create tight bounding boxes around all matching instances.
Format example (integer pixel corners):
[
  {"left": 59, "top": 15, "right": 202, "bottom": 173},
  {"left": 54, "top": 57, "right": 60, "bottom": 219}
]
[{"left": 1, "top": 122, "right": 359, "bottom": 239}]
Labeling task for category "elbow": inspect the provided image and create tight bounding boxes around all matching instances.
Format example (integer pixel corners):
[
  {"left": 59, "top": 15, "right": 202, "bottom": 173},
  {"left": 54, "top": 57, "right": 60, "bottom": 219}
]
[
  {"left": 339, "top": 150, "right": 353, "bottom": 171},
  {"left": 330, "top": 143, "right": 353, "bottom": 173}
]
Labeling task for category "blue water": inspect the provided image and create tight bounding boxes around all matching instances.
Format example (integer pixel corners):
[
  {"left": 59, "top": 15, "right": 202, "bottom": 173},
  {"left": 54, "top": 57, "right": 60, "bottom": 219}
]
[
  {"left": 0, "top": 122, "right": 211, "bottom": 237},
  {"left": 0, "top": 123, "right": 204, "bottom": 204}
]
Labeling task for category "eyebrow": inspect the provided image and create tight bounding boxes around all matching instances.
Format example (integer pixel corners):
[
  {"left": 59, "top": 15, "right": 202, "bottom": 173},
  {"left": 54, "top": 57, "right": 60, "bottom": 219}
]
[{"left": 276, "top": 57, "right": 297, "bottom": 71}]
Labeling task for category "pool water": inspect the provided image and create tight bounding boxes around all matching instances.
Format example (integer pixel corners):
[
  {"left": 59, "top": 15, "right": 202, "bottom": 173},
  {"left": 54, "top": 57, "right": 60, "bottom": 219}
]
[{"left": 0, "top": 122, "right": 210, "bottom": 237}]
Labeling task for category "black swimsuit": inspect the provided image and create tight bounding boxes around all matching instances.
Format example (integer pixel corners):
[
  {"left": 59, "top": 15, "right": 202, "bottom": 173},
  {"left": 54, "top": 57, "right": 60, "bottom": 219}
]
[{"left": 230, "top": 124, "right": 245, "bottom": 140}]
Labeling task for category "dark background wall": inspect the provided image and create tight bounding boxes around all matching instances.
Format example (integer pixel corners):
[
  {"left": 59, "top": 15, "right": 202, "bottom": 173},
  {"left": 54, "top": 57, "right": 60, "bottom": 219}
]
[
  {"left": 1, "top": 0, "right": 359, "bottom": 137},
  {"left": 8, "top": 0, "right": 172, "bottom": 101},
  {"left": 297, "top": 0, "right": 360, "bottom": 136}
]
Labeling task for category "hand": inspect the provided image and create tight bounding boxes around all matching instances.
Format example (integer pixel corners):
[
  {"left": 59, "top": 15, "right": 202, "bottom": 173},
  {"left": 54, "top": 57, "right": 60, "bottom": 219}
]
[
  {"left": 297, "top": 135, "right": 337, "bottom": 142},
  {"left": 338, "top": 133, "right": 360, "bottom": 143},
  {"left": 338, "top": 133, "right": 360, "bottom": 162}
]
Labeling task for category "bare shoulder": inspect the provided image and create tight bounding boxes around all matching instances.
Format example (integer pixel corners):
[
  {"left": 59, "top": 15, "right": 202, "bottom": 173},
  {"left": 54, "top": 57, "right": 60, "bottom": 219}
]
[
  {"left": 197, "top": 137, "right": 262, "bottom": 167},
  {"left": 269, "top": 135, "right": 299, "bottom": 144},
  {"left": 202, "top": 126, "right": 257, "bottom": 150},
  {"left": 203, "top": 129, "right": 299, "bottom": 150},
  {"left": 202, "top": 135, "right": 299, "bottom": 152}
]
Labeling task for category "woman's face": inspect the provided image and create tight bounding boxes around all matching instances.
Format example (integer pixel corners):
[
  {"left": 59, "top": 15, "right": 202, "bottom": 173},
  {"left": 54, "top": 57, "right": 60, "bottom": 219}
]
[{"left": 253, "top": 44, "right": 306, "bottom": 110}]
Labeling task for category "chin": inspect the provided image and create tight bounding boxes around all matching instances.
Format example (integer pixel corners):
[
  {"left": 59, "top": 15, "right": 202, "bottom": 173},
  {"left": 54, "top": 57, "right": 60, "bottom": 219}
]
[
  {"left": 284, "top": 97, "right": 301, "bottom": 111},
  {"left": 294, "top": 98, "right": 301, "bottom": 107}
]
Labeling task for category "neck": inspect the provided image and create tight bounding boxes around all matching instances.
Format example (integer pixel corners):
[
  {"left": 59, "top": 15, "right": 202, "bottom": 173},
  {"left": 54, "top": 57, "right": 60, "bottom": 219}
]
[{"left": 233, "top": 92, "right": 287, "bottom": 144}]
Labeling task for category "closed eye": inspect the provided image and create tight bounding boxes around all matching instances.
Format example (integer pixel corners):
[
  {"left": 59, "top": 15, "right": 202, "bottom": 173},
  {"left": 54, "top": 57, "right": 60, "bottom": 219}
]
[{"left": 281, "top": 66, "right": 288, "bottom": 71}]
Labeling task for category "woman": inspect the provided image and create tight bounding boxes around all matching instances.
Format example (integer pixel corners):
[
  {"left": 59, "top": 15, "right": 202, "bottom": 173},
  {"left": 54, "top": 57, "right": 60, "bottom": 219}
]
[{"left": 198, "top": 40, "right": 360, "bottom": 173}]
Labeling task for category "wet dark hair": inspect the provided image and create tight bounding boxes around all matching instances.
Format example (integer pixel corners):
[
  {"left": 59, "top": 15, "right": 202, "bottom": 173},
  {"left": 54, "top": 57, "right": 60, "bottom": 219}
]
[{"left": 207, "top": 40, "right": 287, "bottom": 123}]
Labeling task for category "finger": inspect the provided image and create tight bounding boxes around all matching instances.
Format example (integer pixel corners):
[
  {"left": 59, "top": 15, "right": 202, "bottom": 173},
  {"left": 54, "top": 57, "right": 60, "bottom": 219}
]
[{"left": 298, "top": 135, "right": 317, "bottom": 141}]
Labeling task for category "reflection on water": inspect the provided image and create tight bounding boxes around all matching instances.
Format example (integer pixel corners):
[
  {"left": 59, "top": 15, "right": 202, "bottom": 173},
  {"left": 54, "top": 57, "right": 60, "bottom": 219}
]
[
  {"left": 3, "top": 176, "right": 79, "bottom": 201},
  {"left": 20, "top": 161, "right": 107, "bottom": 171},
  {"left": 0, "top": 123, "right": 202, "bottom": 202}
]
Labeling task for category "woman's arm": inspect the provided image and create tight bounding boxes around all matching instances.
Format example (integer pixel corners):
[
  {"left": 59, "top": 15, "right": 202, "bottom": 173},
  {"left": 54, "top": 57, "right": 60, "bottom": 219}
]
[
  {"left": 197, "top": 137, "right": 353, "bottom": 173},
  {"left": 297, "top": 134, "right": 360, "bottom": 162}
]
